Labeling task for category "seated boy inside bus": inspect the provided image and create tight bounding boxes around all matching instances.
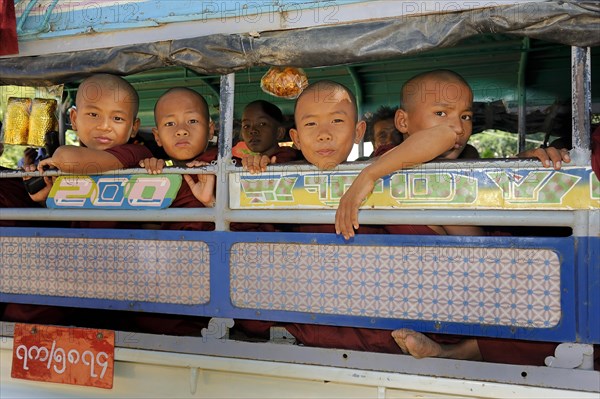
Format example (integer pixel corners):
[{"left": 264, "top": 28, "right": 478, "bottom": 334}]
[
  {"left": 130, "top": 87, "right": 219, "bottom": 335},
  {"left": 2, "top": 73, "right": 152, "bottom": 326},
  {"left": 139, "top": 87, "right": 216, "bottom": 231},
  {"left": 28, "top": 74, "right": 151, "bottom": 195},
  {"left": 26, "top": 73, "right": 153, "bottom": 231},
  {"left": 366, "top": 105, "right": 404, "bottom": 157},
  {"left": 231, "top": 100, "right": 301, "bottom": 232},
  {"left": 236, "top": 100, "right": 300, "bottom": 166}
]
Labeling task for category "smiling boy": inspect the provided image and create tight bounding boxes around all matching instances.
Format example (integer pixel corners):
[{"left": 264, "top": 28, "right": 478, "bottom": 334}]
[{"left": 36, "top": 74, "right": 148, "bottom": 174}]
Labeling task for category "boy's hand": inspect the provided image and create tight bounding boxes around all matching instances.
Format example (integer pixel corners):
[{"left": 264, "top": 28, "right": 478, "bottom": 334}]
[
  {"left": 184, "top": 160, "right": 216, "bottom": 207},
  {"left": 36, "top": 156, "right": 59, "bottom": 173},
  {"left": 242, "top": 154, "right": 276, "bottom": 174},
  {"left": 139, "top": 157, "right": 166, "bottom": 174},
  {"left": 517, "top": 147, "right": 570, "bottom": 170},
  {"left": 23, "top": 164, "right": 53, "bottom": 203},
  {"left": 335, "top": 172, "right": 376, "bottom": 240}
]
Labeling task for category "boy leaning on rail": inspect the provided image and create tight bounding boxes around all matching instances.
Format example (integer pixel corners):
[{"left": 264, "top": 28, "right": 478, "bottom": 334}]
[
  {"left": 2, "top": 74, "right": 152, "bottom": 326},
  {"left": 336, "top": 72, "right": 593, "bottom": 368}
]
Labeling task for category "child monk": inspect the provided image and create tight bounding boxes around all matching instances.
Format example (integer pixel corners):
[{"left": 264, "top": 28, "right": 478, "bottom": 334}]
[
  {"left": 238, "top": 100, "right": 300, "bottom": 168},
  {"left": 140, "top": 87, "right": 217, "bottom": 231},
  {"left": 4, "top": 74, "right": 151, "bottom": 325}
]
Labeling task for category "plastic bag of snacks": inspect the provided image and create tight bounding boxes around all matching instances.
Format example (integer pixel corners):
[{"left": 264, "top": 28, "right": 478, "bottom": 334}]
[
  {"left": 260, "top": 67, "right": 309, "bottom": 99},
  {"left": 3, "top": 97, "right": 32, "bottom": 145},
  {"left": 28, "top": 98, "right": 58, "bottom": 146},
  {"left": 1, "top": 97, "right": 58, "bottom": 146}
]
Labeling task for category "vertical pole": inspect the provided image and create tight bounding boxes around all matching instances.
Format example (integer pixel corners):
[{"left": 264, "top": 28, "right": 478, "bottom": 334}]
[
  {"left": 348, "top": 67, "right": 364, "bottom": 159},
  {"left": 571, "top": 46, "right": 591, "bottom": 164},
  {"left": 517, "top": 38, "right": 529, "bottom": 153},
  {"left": 216, "top": 73, "right": 235, "bottom": 231}
]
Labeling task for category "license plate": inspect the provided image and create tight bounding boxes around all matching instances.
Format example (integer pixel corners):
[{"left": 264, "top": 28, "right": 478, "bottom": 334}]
[{"left": 11, "top": 323, "right": 115, "bottom": 389}]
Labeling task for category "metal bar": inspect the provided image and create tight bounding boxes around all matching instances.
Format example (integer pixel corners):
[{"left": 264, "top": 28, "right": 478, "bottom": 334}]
[
  {"left": 571, "top": 47, "right": 592, "bottom": 164},
  {"left": 0, "top": 166, "right": 218, "bottom": 179},
  {"left": 216, "top": 74, "right": 236, "bottom": 231},
  {"left": 1, "top": 158, "right": 554, "bottom": 179},
  {"left": 223, "top": 158, "right": 561, "bottom": 173},
  {"left": 517, "top": 37, "right": 529, "bottom": 153},
  {"left": 0, "top": 208, "right": 576, "bottom": 227}
]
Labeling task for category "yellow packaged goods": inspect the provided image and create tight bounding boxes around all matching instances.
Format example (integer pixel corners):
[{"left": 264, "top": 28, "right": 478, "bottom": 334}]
[
  {"left": 3, "top": 97, "right": 32, "bottom": 145},
  {"left": 28, "top": 98, "right": 58, "bottom": 146},
  {"left": 260, "top": 67, "right": 309, "bottom": 99}
]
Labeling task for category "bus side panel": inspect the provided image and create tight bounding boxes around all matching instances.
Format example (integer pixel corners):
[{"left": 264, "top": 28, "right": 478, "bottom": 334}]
[{"left": 0, "top": 228, "right": 580, "bottom": 343}]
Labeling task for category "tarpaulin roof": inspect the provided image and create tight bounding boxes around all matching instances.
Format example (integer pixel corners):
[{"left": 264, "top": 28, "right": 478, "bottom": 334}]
[{"left": 0, "top": 1, "right": 598, "bottom": 85}]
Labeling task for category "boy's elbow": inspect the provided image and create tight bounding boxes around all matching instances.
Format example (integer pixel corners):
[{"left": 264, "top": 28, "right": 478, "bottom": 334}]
[{"left": 49, "top": 147, "right": 68, "bottom": 169}]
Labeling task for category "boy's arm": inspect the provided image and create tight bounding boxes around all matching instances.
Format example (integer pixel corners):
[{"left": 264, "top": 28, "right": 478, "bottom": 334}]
[
  {"left": 37, "top": 145, "right": 126, "bottom": 174},
  {"left": 336, "top": 126, "right": 458, "bottom": 240}
]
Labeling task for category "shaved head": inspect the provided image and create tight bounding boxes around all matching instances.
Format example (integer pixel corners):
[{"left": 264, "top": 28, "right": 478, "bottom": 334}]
[
  {"left": 154, "top": 87, "right": 209, "bottom": 125},
  {"left": 76, "top": 74, "right": 139, "bottom": 116},
  {"left": 400, "top": 70, "right": 471, "bottom": 111},
  {"left": 295, "top": 80, "right": 358, "bottom": 122}
]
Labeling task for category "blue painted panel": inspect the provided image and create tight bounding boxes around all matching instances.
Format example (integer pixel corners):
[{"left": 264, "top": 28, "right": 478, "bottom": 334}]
[
  {"left": 579, "top": 236, "right": 600, "bottom": 342},
  {"left": 16, "top": 0, "right": 365, "bottom": 38}
]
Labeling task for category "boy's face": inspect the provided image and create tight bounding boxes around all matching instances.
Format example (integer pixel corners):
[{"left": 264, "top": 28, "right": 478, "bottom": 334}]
[
  {"left": 152, "top": 91, "right": 214, "bottom": 161},
  {"left": 396, "top": 78, "right": 473, "bottom": 160},
  {"left": 373, "top": 118, "right": 403, "bottom": 149},
  {"left": 241, "top": 103, "right": 283, "bottom": 155},
  {"left": 290, "top": 87, "right": 365, "bottom": 170},
  {"left": 70, "top": 84, "right": 140, "bottom": 150}
]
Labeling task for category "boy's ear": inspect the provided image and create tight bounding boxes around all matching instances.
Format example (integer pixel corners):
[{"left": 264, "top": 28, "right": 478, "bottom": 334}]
[
  {"left": 152, "top": 127, "right": 163, "bottom": 147},
  {"left": 208, "top": 120, "right": 215, "bottom": 141},
  {"left": 289, "top": 128, "right": 301, "bottom": 149},
  {"left": 354, "top": 120, "right": 367, "bottom": 144},
  {"left": 69, "top": 107, "right": 78, "bottom": 131},
  {"left": 276, "top": 126, "right": 286, "bottom": 141},
  {"left": 395, "top": 109, "right": 409, "bottom": 134},
  {"left": 130, "top": 117, "right": 141, "bottom": 138}
]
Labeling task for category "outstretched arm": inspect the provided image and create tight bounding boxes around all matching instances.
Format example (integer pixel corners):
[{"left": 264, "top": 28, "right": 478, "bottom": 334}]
[
  {"left": 335, "top": 126, "right": 458, "bottom": 240},
  {"left": 37, "top": 146, "right": 125, "bottom": 174}
]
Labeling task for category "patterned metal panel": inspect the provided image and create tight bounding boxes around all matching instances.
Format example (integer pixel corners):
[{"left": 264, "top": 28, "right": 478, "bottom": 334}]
[
  {"left": 0, "top": 237, "right": 210, "bottom": 305},
  {"left": 230, "top": 243, "right": 561, "bottom": 328}
]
